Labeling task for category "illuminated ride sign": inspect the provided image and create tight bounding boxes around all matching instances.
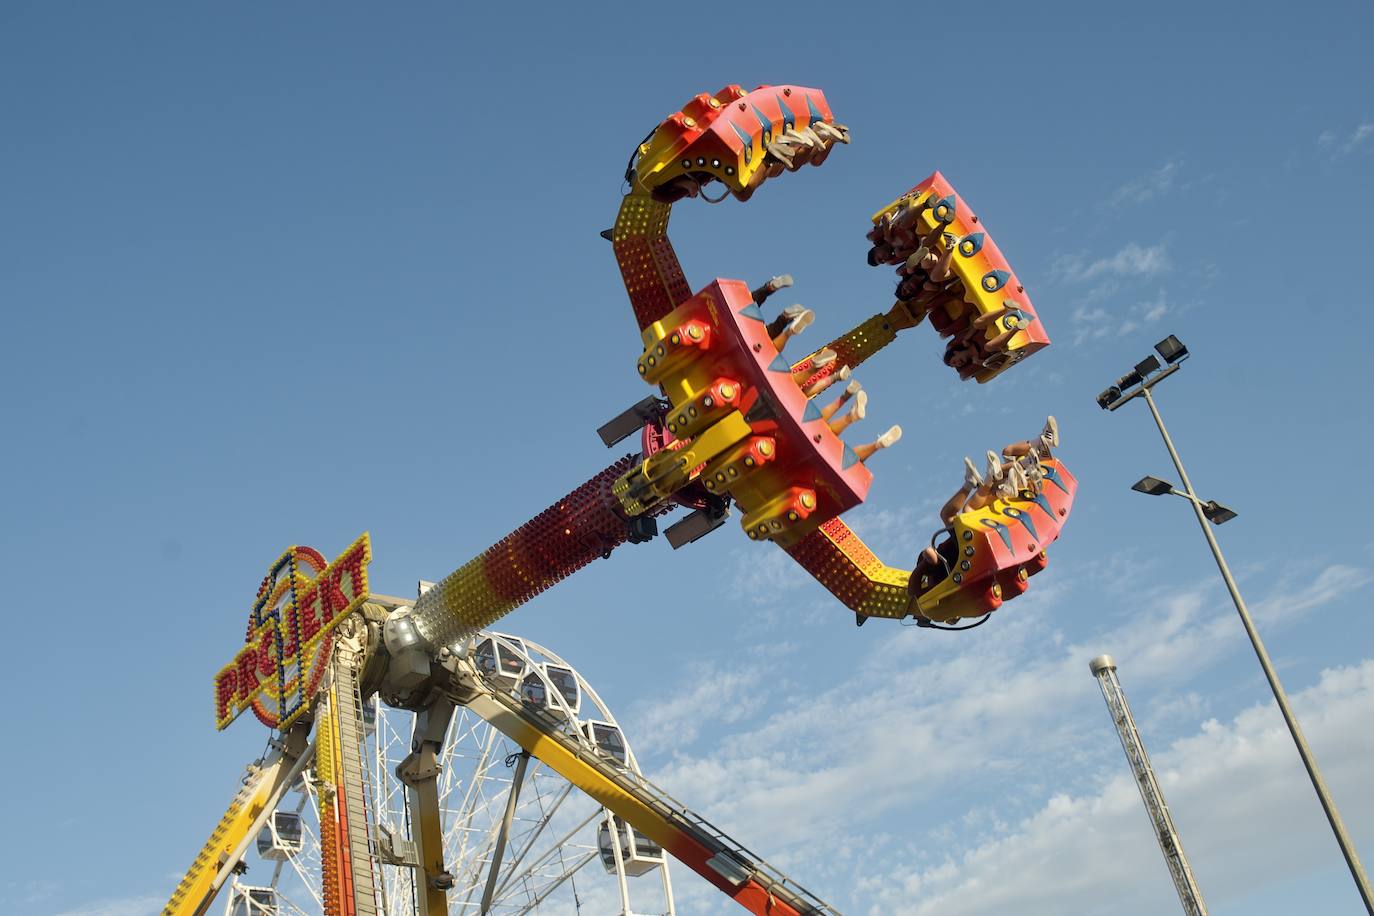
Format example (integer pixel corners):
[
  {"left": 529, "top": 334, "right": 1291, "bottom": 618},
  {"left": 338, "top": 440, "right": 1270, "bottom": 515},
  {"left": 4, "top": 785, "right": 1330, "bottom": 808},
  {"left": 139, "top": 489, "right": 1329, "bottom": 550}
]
[{"left": 214, "top": 533, "right": 371, "bottom": 731}]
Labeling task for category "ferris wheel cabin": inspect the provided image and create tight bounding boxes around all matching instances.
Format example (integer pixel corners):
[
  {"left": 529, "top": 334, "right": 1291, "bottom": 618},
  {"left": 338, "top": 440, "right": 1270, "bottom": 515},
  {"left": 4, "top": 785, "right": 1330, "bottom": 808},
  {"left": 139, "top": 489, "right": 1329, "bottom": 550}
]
[
  {"left": 255, "top": 811, "right": 303, "bottom": 861},
  {"left": 517, "top": 663, "right": 581, "bottom": 716},
  {"left": 228, "top": 885, "right": 279, "bottom": 915},
  {"left": 473, "top": 634, "right": 528, "bottom": 690},
  {"left": 544, "top": 663, "right": 581, "bottom": 714},
  {"left": 582, "top": 719, "right": 628, "bottom": 764},
  {"left": 598, "top": 814, "right": 667, "bottom": 877}
]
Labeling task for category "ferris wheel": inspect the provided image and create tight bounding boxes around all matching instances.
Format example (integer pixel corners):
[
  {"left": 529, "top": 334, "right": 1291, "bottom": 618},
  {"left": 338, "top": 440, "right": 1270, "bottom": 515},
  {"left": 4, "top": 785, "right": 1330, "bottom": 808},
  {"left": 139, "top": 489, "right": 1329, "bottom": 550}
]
[{"left": 221, "top": 632, "right": 675, "bottom": 916}]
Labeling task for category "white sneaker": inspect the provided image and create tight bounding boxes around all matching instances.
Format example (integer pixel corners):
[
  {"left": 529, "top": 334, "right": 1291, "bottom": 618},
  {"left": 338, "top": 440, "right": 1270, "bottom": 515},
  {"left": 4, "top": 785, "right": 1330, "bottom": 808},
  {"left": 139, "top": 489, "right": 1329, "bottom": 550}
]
[
  {"left": 852, "top": 389, "right": 867, "bottom": 420},
  {"left": 963, "top": 456, "right": 983, "bottom": 491},
  {"left": 986, "top": 449, "right": 1004, "bottom": 482},
  {"left": 1038, "top": 415, "right": 1059, "bottom": 456},
  {"left": 803, "top": 362, "right": 853, "bottom": 398},
  {"left": 903, "top": 246, "right": 930, "bottom": 271},
  {"left": 995, "top": 463, "right": 1028, "bottom": 500},
  {"left": 874, "top": 425, "right": 902, "bottom": 449}
]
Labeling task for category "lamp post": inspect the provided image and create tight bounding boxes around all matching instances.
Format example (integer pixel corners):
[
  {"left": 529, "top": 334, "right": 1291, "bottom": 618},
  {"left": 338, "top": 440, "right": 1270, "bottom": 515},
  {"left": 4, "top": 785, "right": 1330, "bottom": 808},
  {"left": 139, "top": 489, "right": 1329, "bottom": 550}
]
[{"left": 1099, "top": 336, "right": 1373, "bottom": 914}]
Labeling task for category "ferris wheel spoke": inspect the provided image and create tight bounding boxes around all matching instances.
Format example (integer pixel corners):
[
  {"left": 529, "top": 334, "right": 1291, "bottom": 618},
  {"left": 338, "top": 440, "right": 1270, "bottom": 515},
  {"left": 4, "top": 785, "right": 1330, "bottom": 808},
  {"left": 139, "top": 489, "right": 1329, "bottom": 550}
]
[
  {"left": 491, "top": 779, "right": 574, "bottom": 900},
  {"left": 447, "top": 737, "right": 516, "bottom": 894},
  {"left": 454, "top": 747, "right": 541, "bottom": 912},
  {"left": 269, "top": 886, "right": 317, "bottom": 916},
  {"left": 493, "top": 802, "right": 599, "bottom": 905},
  {"left": 512, "top": 849, "right": 598, "bottom": 915},
  {"left": 280, "top": 841, "right": 325, "bottom": 911},
  {"left": 284, "top": 782, "right": 328, "bottom": 911},
  {"left": 444, "top": 721, "right": 501, "bottom": 863}
]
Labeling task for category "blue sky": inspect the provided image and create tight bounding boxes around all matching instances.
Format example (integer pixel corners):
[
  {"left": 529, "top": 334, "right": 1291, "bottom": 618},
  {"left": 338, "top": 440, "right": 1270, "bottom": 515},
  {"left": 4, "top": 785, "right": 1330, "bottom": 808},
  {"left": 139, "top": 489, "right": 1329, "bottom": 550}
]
[{"left": 3, "top": 2, "right": 1373, "bottom": 914}]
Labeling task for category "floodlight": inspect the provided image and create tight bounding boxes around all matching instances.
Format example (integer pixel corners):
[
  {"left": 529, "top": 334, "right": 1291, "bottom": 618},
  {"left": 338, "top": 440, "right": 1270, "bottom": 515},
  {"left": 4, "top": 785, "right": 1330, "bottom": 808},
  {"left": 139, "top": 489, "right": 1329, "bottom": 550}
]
[
  {"left": 1096, "top": 386, "right": 1123, "bottom": 410},
  {"left": 1134, "top": 355, "right": 1161, "bottom": 378},
  {"left": 1202, "top": 500, "right": 1238, "bottom": 525},
  {"left": 1154, "top": 335, "right": 1188, "bottom": 364},
  {"left": 1131, "top": 476, "right": 1174, "bottom": 496},
  {"left": 1115, "top": 369, "right": 1144, "bottom": 390}
]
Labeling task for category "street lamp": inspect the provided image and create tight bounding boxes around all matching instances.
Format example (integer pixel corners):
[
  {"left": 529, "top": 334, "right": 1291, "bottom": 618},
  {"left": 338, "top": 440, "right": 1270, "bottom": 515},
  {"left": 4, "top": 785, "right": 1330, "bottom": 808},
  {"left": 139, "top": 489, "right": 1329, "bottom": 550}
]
[
  {"left": 1130, "top": 475, "right": 1239, "bottom": 525},
  {"left": 1102, "top": 336, "right": 1374, "bottom": 914},
  {"left": 1130, "top": 476, "right": 1174, "bottom": 496},
  {"left": 1200, "top": 500, "right": 1237, "bottom": 526}
]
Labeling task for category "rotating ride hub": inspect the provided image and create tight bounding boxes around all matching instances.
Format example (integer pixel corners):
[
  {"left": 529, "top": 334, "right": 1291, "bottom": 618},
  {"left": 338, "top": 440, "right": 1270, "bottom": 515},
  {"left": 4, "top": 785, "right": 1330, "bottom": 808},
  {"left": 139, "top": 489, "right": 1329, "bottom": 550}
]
[{"left": 168, "top": 80, "right": 1078, "bottom": 916}]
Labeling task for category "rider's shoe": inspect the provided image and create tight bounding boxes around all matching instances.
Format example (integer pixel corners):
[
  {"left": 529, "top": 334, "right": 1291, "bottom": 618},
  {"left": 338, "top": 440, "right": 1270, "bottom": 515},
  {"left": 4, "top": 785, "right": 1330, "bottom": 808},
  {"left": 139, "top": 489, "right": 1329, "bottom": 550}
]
[
  {"left": 985, "top": 449, "right": 1004, "bottom": 483},
  {"left": 1038, "top": 415, "right": 1059, "bottom": 456},
  {"left": 964, "top": 456, "right": 984, "bottom": 491}
]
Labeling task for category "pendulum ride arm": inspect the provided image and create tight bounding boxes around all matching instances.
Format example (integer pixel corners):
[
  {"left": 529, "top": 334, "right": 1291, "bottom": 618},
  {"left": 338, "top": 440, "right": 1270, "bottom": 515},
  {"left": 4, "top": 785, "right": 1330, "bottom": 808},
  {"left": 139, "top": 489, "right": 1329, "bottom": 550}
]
[
  {"left": 611, "top": 189, "right": 694, "bottom": 332},
  {"left": 163, "top": 723, "right": 312, "bottom": 916},
  {"left": 409, "top": 454, "right": 649, "bottom": 651}
]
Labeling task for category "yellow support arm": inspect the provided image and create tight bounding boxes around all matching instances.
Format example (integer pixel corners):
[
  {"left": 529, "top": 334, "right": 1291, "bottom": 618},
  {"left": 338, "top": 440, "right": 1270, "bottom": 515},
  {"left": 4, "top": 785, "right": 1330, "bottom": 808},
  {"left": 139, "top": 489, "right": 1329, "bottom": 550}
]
[{"left": 163, "top": 725, "right": 311, "bottom": 916}]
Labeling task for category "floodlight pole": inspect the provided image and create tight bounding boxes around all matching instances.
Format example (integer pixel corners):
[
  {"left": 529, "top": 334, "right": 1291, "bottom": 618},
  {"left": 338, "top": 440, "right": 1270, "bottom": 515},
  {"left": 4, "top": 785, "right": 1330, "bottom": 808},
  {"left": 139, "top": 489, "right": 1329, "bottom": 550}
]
[{"left": 1139, "top": 385, "right": 1374, "bottom": 914}]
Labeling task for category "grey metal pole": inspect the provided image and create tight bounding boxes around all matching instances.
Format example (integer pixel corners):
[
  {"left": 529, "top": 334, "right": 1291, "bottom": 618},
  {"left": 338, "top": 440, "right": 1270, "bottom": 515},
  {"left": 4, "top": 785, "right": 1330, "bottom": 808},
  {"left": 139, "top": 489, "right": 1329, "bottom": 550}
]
[
  {"left": 1140, "top": 386, "right": 1374, "bottom": 913},
  {"left": 480, "top": 751, "right": 531, "bottom": 915},
  {"left": 1090, "top": 655, "right": 1208, "bottom": 916}
]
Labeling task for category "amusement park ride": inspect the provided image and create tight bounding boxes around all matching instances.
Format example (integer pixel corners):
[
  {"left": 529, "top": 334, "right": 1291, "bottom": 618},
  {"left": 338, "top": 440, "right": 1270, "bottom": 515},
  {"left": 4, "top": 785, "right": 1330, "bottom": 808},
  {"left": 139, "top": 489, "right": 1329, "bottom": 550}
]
[{"left": 166, "top": 82, "right": 1078, "bottom": 916}]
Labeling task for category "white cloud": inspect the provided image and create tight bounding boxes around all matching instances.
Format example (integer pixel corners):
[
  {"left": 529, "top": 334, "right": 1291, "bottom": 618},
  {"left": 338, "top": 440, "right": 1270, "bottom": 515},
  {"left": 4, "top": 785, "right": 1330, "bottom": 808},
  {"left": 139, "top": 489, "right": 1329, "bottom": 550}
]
[
  {"left": 1053, "top": 242, "right": 1172, "bottom": 285},
  {"left": 726, "top": 545, "right": 806, "bottom": 607},
  {"left": 1250, "top": 563, "right": 1371, "bottom": 625},
  {"left": 1318, "top": 124, "right": 1374, "bottom": 159},
  {"left": 1070, "top": 288, "right": 1170, "bottom": 345},
  {"left": 1049, "top": 239, "right": 1177, "bottom": 346},
  {"left": 626, "top": 658, "right": 771, "bottom": 751},
  {"left": 1110, "top": 161, "right": 1179, "bottom": 207},
  {"left": 634, "top": 559, "right": 1368, "bottom": 914},
  {"left": 1141, "top": 290, "right": 1168, "bottom": 322}
]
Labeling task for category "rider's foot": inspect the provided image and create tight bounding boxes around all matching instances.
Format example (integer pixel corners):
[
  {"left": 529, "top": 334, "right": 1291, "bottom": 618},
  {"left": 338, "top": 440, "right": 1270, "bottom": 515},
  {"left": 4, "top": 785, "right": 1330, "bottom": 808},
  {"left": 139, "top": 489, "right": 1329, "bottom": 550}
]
[
  {"left": 752, "top": 274, "right": 794, "bottom": 306},
  {"left": 986, "top": 450, "right": 1004, "bottom": 483},
  {"left": 791, "top": 347, "right": 835, "bottom": 384},
  {"left": 804, "top": 363, "right": 850, "bottom": 398},
  {"left": 964, "top": 456, "right": 984, "bottom": 491},
  {"left": 995, "top": 462, "right": 1027, "bottom": 500},
  {"left": 903, "top": 246, "right": 931, "bottom": 273},
  {"left": 820, "top": 377, "right": 862, "bottom": 421},
  {"left": 772, "top": 307, "right": 815, "bottom": 351},
  {"left": 1038, "top": 415, "right": 1059, "bottom": 456},
  {"left": 855, "top": 425, "right": 902, "bottom": 461},
  {"left": 829, "top": 389, "right": 866, "bottom": 434}
]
